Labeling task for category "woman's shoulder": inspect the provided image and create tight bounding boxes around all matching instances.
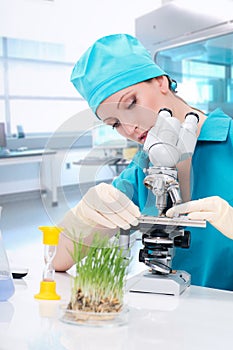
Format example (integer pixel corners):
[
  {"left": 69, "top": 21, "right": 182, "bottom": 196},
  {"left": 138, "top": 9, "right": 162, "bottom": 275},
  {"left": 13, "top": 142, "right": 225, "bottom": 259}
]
[
  {"left": 130, "top": 149, "right": 150, "bottom": 169},
  {"left": 207, "top": 108, "right": 232, "bottom": 120}
]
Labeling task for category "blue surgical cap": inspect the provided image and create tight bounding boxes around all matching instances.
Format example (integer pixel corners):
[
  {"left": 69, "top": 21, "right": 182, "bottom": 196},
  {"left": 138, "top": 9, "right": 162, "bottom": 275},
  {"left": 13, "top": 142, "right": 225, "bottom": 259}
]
[{"left": 71, "top": 33, "right": 176, "bottom": 114}]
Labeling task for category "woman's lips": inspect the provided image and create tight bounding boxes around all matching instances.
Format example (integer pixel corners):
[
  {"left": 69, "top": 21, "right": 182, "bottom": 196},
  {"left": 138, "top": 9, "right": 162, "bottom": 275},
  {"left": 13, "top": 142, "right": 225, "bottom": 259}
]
[{"left": 138, "top": 130, "right": 148, "bottom": 142}]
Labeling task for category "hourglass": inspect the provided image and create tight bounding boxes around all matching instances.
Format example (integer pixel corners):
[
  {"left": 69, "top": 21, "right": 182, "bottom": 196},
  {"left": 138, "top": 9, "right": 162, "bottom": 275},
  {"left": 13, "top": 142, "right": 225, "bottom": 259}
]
[{"left": 35, "top": 226, "right": 62, "bottom": 300}]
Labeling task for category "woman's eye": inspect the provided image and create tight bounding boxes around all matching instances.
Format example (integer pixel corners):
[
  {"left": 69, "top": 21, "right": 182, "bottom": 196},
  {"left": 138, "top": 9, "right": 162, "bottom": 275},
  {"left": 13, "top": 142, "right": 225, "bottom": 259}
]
[
  {"left": 112, "top": 121, "right": 120, "bottom": 129},
  {"left": 128, "top": 97, "right": 137, "bottom": 109}
]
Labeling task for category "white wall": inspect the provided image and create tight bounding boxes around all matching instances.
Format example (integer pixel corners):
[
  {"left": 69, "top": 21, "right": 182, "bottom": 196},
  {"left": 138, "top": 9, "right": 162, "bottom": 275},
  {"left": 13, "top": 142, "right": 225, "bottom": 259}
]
[
  {"left": 0, "top": 0, "right": 162, "bottom": 61},
  {"left": 0, "top": 0, "right": 163, "bottom": 195}
]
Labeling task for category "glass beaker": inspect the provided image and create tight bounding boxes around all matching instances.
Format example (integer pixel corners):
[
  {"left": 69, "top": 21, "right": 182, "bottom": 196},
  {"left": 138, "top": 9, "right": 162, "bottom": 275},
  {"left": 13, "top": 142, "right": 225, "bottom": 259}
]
[{"left": 0, "top": 207, "right": 15, "bottom": 301}]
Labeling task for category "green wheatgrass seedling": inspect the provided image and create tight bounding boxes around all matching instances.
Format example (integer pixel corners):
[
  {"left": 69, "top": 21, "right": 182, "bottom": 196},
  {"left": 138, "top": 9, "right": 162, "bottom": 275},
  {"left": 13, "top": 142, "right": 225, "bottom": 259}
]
[{"left": 67, "top": 233, "right": 130, "bottom": 314}]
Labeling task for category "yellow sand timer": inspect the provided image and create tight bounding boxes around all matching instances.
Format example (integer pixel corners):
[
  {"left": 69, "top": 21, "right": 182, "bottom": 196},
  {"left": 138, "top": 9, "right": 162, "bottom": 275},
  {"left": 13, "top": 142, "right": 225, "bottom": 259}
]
[{"left": 35, "top": 226, "right": 62, "bottom": 300}]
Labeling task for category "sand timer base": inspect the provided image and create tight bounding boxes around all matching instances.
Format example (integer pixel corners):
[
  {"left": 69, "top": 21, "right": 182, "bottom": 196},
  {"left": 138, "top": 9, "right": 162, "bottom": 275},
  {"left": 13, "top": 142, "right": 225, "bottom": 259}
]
[{"left": 34, "top": 281, "right": 60, "bottom": 300}]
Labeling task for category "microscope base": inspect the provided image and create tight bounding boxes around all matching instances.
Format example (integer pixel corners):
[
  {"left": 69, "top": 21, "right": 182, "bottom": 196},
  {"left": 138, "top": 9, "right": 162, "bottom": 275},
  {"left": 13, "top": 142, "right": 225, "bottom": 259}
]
[{"left": 126, "top": 269, "right": 190, "bottom": 296}]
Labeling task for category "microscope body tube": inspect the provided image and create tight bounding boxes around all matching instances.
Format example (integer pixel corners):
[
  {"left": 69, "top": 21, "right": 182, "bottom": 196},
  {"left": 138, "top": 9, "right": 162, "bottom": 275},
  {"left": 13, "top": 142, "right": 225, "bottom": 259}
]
[
  {"left": 177, "top": 112, "right": 199, "bottom": 161},
  {"left": 144, "top": 109, "right": 199, "bottom": 167},
  {"left": 143, "top": 109, "right": 181, "bottom": 167}
]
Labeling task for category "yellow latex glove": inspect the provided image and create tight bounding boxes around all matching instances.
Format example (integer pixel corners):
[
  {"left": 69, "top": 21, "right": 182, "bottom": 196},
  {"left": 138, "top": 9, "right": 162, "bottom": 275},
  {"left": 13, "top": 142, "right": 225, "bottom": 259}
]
[
  {"left": 166, "top": 196, "right": 233, "bottom": 239},
  {"left": 60, "top": 183, "right": 140, "bottom": 240}
]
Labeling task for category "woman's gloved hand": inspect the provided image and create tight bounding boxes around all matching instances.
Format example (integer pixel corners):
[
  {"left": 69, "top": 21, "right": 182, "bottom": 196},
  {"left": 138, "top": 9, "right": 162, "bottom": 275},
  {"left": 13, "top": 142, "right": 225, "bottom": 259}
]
[
  {"left": 166, "top": 196, "right": 233, "bottom": 239},
  {"left": 60, "top": 183, "right": 140, "bottom": 240}
]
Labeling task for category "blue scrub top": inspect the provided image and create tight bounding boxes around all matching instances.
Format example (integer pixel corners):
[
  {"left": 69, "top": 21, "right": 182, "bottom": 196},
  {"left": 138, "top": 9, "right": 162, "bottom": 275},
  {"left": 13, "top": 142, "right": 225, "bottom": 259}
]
[{"left": 112, "top": 108, "right": 233, "bottom": 291}]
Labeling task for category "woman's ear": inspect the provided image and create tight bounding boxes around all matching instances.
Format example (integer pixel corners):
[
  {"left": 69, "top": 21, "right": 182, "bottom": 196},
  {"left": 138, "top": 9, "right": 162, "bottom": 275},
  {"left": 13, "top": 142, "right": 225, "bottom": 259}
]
[{"left": 156, "top": 76, "right": 170, "bottom": 93}]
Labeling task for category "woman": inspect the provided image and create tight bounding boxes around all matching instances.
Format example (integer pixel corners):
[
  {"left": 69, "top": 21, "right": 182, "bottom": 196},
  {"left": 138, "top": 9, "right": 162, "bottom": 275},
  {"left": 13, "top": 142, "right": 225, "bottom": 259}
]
[{"left": 54, "top": 34, "right": 233, "bottom": 291}]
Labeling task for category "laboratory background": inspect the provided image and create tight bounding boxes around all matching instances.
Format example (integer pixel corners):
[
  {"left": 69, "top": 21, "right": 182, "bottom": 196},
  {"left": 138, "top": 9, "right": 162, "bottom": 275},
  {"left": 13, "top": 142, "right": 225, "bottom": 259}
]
[{"left": 1, "top": 0, "right": 233, "bottom": 349}]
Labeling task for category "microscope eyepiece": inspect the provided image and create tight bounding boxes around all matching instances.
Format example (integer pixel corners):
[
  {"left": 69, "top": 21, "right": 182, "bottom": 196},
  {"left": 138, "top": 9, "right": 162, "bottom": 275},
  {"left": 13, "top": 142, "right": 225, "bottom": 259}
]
[
  {"left": 185, "top": 111, "right": 199, "bottom": 123},
  {"left": 158, "top": 108, "right": 173, "bottom": 116}
]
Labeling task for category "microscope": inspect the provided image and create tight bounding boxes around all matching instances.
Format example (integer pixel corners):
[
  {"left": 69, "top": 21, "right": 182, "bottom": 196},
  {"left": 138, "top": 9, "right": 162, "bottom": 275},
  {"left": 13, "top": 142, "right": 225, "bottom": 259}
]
[{"left": 124, "top": 108, "right": 206, "bottom": 296}]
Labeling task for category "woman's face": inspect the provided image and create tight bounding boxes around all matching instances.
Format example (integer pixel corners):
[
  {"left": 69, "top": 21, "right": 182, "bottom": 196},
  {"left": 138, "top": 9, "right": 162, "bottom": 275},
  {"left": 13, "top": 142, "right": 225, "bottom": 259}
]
[{"left": 96, "top": 76, "right": 170, "bottom": 144}]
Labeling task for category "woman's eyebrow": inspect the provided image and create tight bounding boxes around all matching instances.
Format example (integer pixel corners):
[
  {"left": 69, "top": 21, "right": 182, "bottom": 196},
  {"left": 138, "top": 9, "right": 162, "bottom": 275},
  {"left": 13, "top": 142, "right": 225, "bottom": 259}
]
[{"left": 117, "top": 90, "right": 133, "bottom": 109}]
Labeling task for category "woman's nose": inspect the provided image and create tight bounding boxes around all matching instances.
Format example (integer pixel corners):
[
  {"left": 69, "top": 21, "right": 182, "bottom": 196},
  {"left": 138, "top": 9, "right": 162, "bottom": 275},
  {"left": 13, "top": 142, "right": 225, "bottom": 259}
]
[{"left": 122, "top": 123, "right": 137, "bottom": 135}]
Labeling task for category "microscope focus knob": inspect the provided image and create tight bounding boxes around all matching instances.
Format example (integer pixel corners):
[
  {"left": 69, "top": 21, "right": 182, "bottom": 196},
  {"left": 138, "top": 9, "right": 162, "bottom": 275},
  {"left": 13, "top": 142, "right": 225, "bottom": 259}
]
[{"left": 174, "top": 231, "right": 191, "bottom": 249}]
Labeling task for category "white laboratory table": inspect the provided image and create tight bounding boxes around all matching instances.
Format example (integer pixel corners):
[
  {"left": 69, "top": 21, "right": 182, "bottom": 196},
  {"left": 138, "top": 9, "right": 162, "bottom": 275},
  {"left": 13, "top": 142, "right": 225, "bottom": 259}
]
[
  {"left": 0, "top": 149, "right": 58, "bottom": 206},
  {"left": 1, "top": 242, "right": 233, "bottom": 350},
  {"left": 73, "top": 156, "right": 130, "bottom": 176}
]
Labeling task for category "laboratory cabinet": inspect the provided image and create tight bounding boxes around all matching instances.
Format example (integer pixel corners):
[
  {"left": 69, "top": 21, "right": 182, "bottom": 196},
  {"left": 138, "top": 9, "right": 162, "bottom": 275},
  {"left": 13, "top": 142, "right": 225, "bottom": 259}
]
[{"left": 136, "top": 1, "right": 233, "bottom": 116}]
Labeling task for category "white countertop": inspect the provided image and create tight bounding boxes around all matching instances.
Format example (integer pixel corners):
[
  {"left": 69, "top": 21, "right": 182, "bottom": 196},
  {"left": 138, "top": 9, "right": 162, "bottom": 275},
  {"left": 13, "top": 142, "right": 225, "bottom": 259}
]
[{"left": 1, "top": 242, "right": 233, "bottom": 350}]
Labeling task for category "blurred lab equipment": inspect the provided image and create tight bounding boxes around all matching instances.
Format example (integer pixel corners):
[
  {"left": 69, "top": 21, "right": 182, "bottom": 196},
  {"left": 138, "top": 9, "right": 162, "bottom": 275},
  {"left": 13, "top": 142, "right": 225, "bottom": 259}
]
[
  {"left": 0, "top": 123, "right": 10, "bottom": 156},
  {"left": 136, "top": 1, "right": 233, "bottom": 116},
  {"left": 0, "top": 207, "right": 15, "bottom": 301}
]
